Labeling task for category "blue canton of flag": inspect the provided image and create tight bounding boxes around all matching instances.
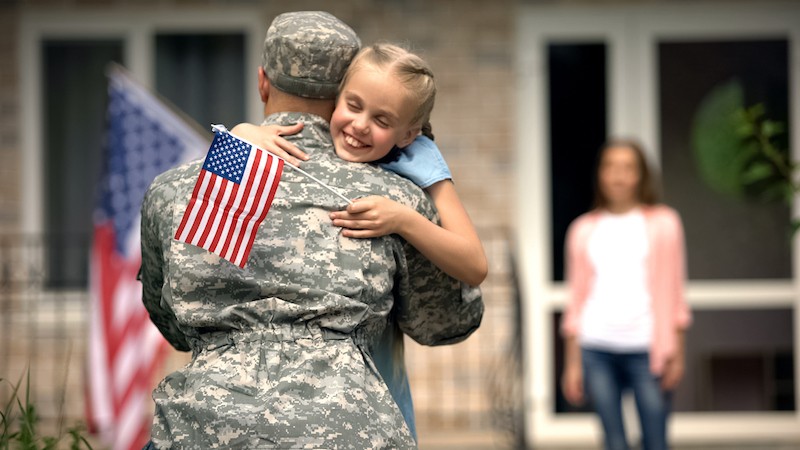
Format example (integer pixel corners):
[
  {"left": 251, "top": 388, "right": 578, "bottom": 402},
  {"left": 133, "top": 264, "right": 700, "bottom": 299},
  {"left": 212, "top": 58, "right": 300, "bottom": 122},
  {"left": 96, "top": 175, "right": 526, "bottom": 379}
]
[
  {"left": 96, "top": 86, "right": 184, "bottom": 255},
  {"left": 202, "top": 133, "right": 251, "bottom": 184}
]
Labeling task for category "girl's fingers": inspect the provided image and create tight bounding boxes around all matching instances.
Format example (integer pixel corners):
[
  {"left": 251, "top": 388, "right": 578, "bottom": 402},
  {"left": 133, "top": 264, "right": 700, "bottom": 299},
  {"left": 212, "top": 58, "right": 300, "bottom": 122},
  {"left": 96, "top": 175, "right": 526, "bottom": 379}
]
[
  {"left": 257, "top": 123, "right": 307, "bottom": 167},
  {"left": 332, "top": 219, "right": 375, "bottom": 230},
  {"left": 341, "top": 228, "right": 380, "bottom": 239},
  {"left": 345, "top": 200, "right": 373, "bottom": 214},
  {"left": 276, "top": 122, "right": 304, "bottom": 136},
  {"left": 274, "top": 137, "right": 309, "bottom": 162},
  {"left": 264, "top": 146, "right": 301, "bottom": 167}
]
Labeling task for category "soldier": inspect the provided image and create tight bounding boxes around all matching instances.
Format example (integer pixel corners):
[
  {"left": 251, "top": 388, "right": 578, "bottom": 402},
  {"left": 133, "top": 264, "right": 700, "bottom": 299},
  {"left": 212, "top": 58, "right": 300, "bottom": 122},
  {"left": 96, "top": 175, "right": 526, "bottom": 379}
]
[{"left": 140, "top": 11, "right": 483, "bottom": 449}]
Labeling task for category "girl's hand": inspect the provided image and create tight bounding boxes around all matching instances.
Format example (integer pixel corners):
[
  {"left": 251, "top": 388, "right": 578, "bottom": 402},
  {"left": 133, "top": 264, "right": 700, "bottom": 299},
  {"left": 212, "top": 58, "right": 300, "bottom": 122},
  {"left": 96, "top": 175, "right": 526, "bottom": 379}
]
[
  {"left": 660, "top": 353, "right": 685, "bottom": 391},
  {"left": 230, "top": 122, "right": 308, "bottom": 167},
  {"left": 561, "top": 364, "right": 585, "bottom": 406},
  {"left": 329, "top": 196, "right": 412, "bottom": 238},
  {"left": 662, "top": 330, "right": 686, "bottom": 391}
]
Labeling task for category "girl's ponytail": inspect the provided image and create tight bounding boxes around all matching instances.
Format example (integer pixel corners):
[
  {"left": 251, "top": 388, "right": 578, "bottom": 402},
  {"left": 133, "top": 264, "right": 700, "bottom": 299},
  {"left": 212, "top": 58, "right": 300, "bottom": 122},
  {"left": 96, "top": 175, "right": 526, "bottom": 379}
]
[{"left": 421, "top": 121, "right": 435, "bottom": 141}]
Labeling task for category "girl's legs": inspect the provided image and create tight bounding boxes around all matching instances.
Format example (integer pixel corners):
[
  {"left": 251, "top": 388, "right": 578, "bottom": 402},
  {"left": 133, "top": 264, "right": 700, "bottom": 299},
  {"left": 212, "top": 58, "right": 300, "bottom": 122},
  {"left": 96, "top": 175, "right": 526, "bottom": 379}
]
[
  {"left": 624, "top": 353, "right": 671, "bottom": 450},
  {"left": 582, "top": 348, "right": 630, "bottom": 450}
]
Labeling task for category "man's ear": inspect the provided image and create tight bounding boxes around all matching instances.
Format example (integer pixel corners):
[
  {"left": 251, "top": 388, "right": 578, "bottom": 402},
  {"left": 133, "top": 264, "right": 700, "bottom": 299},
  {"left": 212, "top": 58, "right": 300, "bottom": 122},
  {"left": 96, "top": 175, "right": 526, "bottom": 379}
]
[
  {"left": 397, "top": 127, "right": 421, "bottom": 148},
  {"left": 258, "top": 66, "right": 270, "bottom": 103}
]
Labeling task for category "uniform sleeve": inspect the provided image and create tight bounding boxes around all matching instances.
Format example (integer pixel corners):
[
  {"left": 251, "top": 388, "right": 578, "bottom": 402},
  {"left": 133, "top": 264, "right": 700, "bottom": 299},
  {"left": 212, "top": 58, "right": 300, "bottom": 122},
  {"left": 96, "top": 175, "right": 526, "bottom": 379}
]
[
  {"left": 139, "top": 183, "right": 191, "bottom": 352},
  {"left": 390, "top": 190, "right": 484, "bottom": 346}
]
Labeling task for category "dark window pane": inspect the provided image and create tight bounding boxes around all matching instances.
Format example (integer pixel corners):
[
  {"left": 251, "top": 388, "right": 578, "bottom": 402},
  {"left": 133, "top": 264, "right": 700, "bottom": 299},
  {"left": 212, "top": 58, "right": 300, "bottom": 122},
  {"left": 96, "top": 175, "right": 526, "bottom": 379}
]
[
  {"left": 554, "top": 308, "right": 795, "bottom": 413},
  {"left": 659, "top": 40, "right": 791, "bottom": 280},
  {"left": 676, "top": 308, "right": 795, "bottom": 412},
  {"left": 156, "top": 34, "right": 246, "bottom": 130},
  {"left": 548, "top": 43, "right": 607, "bottom": 281},
  {"left": 43, "top": 40, "right": 124, "bottom": 288}
]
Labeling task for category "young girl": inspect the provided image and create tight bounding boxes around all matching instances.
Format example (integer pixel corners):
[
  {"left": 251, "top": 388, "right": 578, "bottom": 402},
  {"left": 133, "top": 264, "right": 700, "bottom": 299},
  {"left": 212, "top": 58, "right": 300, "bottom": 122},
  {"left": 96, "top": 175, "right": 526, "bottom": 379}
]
[
  {"left": 560, "top": 139, "right": 692, "bottom": 450},
  {"left": 233, "top": 43, "right": 487, "bottom": 288}
]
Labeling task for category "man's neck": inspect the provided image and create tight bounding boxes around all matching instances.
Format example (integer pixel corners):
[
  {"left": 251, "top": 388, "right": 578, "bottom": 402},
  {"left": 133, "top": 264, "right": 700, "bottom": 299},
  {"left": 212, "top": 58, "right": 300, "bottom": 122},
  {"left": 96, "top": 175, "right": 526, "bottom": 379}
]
[{"left": 264, "top": 94, "right": 335, "bottom": 122}]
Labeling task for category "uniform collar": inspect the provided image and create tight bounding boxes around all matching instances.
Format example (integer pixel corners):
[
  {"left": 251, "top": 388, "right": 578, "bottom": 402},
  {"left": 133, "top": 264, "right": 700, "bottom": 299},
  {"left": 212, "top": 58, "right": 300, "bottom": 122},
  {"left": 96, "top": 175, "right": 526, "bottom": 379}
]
[{"left": 261, "top": 111, "right": 330, "bottom": 132}]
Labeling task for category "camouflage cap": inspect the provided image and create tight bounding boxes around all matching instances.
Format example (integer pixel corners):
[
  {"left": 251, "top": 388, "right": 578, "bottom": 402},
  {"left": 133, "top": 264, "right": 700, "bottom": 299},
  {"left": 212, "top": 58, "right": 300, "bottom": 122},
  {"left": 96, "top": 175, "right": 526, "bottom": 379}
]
[{"left": 262, "top": 11, "right": 361, "bottom": 100}]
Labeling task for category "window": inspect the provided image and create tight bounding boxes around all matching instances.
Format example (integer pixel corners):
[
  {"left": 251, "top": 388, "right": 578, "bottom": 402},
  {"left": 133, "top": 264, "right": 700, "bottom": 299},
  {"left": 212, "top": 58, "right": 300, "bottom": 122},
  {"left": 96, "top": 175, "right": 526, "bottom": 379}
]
[
  {"left": 659, "top": 39, "right": 791, "bottom": 280},
  {"left": 155, "top": 33, "right": 246, "bottom": 130},
  {"left": 678, "top": 308, "right": 795, "bottom": 412},
  {"left": 548, "top": 43, "right": 608, "bottom": 282},
  {"left": 43, "top": 40, "right": 123, "bottom": 287},
  {"left": 36, "top": 29, "right": 248, "bottom": 288}
]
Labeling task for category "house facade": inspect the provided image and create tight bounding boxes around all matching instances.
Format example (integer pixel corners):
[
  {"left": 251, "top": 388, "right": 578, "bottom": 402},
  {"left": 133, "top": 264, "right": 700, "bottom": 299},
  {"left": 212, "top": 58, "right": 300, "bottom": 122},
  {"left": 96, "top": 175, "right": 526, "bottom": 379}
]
[{"left": 2, "top": 0, "right": 799, "bottom": 447}]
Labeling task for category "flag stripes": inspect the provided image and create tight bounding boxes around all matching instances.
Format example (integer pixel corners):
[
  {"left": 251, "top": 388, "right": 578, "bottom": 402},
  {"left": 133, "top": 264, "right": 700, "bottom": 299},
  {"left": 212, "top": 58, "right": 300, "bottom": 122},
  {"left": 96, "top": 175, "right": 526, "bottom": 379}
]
[
  {"left": 175, "top": 130, "right": 284, "bottom": 268},
  {"left": 88, "top": 66, "right": 207, "bottom": 450}
]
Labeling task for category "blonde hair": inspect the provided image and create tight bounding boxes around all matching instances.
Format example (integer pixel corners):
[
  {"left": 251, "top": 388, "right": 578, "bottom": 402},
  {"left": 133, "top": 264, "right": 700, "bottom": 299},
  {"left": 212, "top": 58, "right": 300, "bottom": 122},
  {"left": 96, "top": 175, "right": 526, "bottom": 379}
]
[{"left": 339, "top": 43, "right": 436, "bottom": 139}]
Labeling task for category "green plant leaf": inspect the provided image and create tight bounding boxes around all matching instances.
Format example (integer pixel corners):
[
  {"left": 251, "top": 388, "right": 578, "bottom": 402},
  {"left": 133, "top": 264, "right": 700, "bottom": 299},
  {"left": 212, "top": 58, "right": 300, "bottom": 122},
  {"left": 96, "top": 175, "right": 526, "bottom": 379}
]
[
  {"left": 735, "top": 121, "right": 755, "bottom": 138},
  {"left": 1, "top": 368, "right": 94, "bottom": 450},
  {"left": 761, "top": 120, "right": 785, "bottom": 138},
  {"left": 740, "top": 162, "right": 774, "bottom": 185},
  {"left": 44, "top": 436, "right": 60, "bottom": 449},
  {"left": 746, "top": 103, "right": 766, "bottom": 121},
  {"left": 692, "top": 79, "right": 749, "bottom": 198}
]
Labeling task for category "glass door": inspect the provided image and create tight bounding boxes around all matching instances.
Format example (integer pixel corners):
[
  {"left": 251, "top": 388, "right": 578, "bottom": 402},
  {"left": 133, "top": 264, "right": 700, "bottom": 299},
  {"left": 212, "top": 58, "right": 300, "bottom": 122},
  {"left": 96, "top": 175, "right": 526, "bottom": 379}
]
[{"left": 517, "top": 3, "right": 800, "bottom": 447}]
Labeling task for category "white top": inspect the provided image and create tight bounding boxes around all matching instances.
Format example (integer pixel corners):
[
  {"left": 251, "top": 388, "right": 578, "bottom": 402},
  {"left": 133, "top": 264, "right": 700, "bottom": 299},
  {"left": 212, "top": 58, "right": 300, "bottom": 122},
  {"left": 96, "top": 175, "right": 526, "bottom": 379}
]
[{"left": 579, "top": 208, "right": 653, "bottom": 352}]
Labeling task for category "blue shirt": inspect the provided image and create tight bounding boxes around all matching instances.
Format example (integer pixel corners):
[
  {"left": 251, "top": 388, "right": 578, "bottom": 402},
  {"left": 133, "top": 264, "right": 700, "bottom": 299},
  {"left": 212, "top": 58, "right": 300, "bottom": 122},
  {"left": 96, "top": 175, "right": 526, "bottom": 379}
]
[{"left": 372, "top": 322, "right": 417, "bottom": 440}]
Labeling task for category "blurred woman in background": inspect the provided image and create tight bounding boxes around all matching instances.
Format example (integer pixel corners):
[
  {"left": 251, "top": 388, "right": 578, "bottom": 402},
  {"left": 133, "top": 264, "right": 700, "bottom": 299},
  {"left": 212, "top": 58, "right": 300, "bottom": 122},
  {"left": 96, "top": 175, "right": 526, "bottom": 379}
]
[{"left": 560, "top": 139, "right": 692, "bottom": 450}]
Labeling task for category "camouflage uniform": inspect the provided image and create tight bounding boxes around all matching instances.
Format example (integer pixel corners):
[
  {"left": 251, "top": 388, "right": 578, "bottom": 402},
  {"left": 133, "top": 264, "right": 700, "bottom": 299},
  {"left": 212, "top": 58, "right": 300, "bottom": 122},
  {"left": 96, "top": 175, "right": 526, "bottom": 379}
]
[
  {"left": 140, "top": 112, "right": 483, "bottom": 449},
  {"left": 140, "top": 11, "right": 482, "bottom": 449}
]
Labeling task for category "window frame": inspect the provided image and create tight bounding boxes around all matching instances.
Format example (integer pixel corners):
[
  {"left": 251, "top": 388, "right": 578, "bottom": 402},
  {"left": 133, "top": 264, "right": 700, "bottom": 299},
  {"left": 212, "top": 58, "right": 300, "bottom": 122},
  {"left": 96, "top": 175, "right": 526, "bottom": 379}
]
[
  {"left": 515, "top": 2, "right": 800, "bottom": 446},
  {"left": 20, "top": 7, "right": 265, "bottom": 243}
]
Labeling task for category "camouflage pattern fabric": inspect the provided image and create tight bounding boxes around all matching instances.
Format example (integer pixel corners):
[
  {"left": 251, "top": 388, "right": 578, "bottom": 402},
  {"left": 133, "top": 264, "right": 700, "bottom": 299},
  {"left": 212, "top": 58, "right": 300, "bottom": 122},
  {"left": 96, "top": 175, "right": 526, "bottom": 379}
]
[
  {"left": 263, "top": 11, "right": 361, "bottom": 100},
  {"left": 140, "top": 112, "right": 484, "bottom": 449}
]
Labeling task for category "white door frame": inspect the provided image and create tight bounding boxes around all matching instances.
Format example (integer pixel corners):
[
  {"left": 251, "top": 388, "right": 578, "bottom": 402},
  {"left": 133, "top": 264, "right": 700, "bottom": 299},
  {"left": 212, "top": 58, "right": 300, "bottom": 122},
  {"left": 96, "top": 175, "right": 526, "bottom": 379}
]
[{"left": 515, "top": 2, "right": 800, "bottom": 446}]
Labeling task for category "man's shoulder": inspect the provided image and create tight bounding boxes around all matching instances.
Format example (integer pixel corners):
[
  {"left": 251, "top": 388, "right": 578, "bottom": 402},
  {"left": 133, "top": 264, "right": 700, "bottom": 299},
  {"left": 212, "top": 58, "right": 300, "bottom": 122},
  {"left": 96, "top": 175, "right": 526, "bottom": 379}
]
[
  {"left": 372, "top": 169, "right": 431, "bottom": 208},
  {"left": 330, "top": 159, "right": 435, "bottom": 217},
  {"left": 147, "top": 158, "right": 203, "bottom": 198},
  {"left": 152, "top": 158, "right": 202, "bottom": 185}
]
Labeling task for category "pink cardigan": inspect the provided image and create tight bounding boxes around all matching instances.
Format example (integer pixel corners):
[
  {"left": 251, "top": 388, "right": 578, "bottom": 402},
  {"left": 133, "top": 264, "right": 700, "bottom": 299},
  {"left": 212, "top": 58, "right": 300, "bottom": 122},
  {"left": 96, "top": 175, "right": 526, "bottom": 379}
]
[{"left": 560, "top": 205, "right": 692, "bottom": 375}]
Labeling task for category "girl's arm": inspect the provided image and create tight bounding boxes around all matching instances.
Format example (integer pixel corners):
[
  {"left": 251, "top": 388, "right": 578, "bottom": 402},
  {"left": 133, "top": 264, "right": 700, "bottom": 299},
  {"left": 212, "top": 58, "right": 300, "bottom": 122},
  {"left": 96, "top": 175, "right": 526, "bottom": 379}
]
[
  {"left": 229, "top": 122, "right": 308, "bottom": 166},
  {"left": 561, "top": 336, "right": 584, "bottom": 405},
  {"left": 330, "top": 180, "right": 488, "bottom": 286}
]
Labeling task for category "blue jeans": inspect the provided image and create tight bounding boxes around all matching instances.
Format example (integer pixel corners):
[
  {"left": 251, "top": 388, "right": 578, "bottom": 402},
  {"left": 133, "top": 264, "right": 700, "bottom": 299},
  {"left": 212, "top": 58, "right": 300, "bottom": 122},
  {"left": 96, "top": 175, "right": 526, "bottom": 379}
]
[{"left": 582, "top": 348, "right": 671, "bottom": 450}]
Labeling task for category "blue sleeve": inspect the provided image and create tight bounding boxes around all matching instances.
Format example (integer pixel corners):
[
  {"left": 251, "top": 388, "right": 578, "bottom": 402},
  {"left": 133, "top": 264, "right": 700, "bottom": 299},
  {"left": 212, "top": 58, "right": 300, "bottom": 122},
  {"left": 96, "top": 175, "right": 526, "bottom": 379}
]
[{"left": 380, "top": 136, "right": 452, "bottom": 188}]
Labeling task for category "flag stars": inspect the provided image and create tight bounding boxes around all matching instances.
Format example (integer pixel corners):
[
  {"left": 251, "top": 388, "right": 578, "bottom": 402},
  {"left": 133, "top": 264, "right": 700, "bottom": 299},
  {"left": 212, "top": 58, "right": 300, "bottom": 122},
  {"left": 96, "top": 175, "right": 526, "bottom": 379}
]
[
  {"left": 202, "top": 132, "right": 252, "bottom": 183},
  {"left": 99, "top": 83, "right": 191, "bottom": 254}
]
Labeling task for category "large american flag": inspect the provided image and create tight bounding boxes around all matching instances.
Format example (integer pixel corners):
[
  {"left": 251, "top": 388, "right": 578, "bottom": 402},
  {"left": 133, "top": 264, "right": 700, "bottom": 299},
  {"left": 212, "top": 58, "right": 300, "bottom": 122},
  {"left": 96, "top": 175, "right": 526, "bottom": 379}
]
[
  {"left": 88, "top": 66, "right": 205, "bottom": 450},
  {"left": 174, "top": 127, "right": 284, "bottom": 268}
]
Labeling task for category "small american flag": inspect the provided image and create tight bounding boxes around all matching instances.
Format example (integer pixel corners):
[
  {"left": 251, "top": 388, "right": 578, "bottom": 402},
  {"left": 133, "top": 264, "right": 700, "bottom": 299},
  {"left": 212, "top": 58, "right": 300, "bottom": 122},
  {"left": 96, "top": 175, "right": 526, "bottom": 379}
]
[{"left": 174, "top": 127, "right": 284, "bottom": 267}]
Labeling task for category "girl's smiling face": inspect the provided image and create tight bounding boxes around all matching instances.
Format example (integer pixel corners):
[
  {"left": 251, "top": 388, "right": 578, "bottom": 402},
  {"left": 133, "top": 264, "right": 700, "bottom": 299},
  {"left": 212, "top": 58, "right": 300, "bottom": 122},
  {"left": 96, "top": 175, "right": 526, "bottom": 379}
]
[{"left": 330, "top": 66, "right": 420, "bottom": 163}]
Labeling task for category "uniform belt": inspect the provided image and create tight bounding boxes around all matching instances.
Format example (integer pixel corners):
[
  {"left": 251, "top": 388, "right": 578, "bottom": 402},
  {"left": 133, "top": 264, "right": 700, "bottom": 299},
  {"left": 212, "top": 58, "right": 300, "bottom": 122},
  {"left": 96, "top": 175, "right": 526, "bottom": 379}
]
[{"left": 188, "top": 326, "right": 366, "bottom": 352}]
